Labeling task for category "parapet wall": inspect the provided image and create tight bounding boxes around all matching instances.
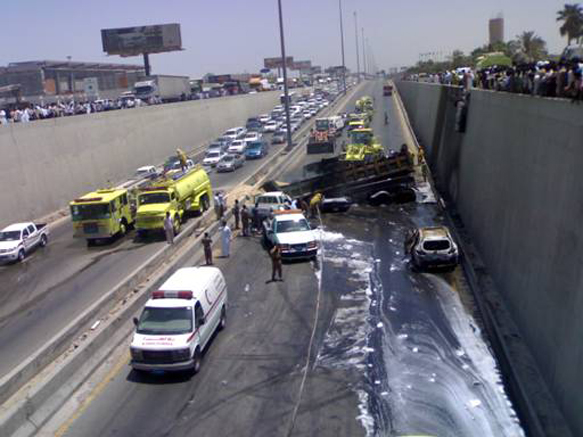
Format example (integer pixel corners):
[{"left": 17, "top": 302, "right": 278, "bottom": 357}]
[
  {"left": 397, "top": 80, "right": 583, "bottom": 435},
  {"left": 0, "top": 92, "right": 279, "bottom": 226}
]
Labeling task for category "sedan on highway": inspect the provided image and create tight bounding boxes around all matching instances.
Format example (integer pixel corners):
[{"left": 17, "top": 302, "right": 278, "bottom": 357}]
[
  {"left": 259, "top": 114, "right": 271, "bottom": 124},
  {"left": 245, "top": 140, "right": 269, "bottom": 159},
  {"left": 272, "top": 131, "right": 286, "bottom": 144},
  {"left": 216, "top": 154, "right": 245, "bottom": 172},
  {"left": 243, "top": 131, "right": 263, "bottom": 144},
  {"left": 264, "top": 120, "right": 280, "bottom": 132},
  {"left": 223, "top": 127, "right": 246, "bottom": 140},
  {"left": 203, "top": 150, "right": 226, "bottom": 167},
  {"left": 228, "top": 139, "right": 247, "bottom": 154},
  {"left": 134, "top": 166, "right": 158, "bottom": 180}
]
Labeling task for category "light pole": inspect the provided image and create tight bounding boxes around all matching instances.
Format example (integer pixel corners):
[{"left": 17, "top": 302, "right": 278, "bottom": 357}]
[
  {"left": 354, "top": 12, "right": 360, "bottom": 82},
  {"left": 339, "top": 0, "right": 346, "bottom": 94},
  {"left": 277, "top": 0, "right": 293, "bottom": 151},
  {"left": 361, "top": 27, "right": 366, "bottom": 78}
]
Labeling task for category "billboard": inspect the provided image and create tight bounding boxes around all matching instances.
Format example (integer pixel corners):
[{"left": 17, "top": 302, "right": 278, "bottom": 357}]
[
  {"left": 292, "top": 60, "right": 311, "bottom": 71},
  {"left": 101, "top": 23, "right": 182, "bottom": 57},
  {"left": 264, "top": 57, "right": 294, "bottom": 69}
]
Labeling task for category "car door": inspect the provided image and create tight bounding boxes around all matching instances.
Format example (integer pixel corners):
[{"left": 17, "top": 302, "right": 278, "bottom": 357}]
[
  {"left": 21, "top": 228, "right": 31, "bottom": 252},
  {"left": 27, "top": 224, "right": 39, "bottom": 248},
  {"left": 195, "top": 302, "right": 213, "bottom": 349}
]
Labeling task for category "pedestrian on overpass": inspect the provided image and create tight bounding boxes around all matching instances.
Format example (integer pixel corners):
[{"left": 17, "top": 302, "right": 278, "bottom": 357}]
[
  {"left": 270, "top": 244, "right": 283, "bottom": 282},
  {"left": 221, "top": 220, "right": 232, "bottom": 258},
  {"left": 202, "top": 232, "right": 213, "bottom": 265},
  {"left": 232, "top": 199, "right": 240, "bottom": 230},
  {"left": 241, "top": 205, "right": 250, "bottom": 236},
  {"left": 163, "top": 212, "right": 174, "bottom": 245}
]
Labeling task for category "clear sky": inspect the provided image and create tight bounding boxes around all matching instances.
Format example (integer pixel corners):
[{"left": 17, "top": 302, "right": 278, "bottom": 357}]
[{"left": 0, "top": 0, "right": 567, "bottom": 77}]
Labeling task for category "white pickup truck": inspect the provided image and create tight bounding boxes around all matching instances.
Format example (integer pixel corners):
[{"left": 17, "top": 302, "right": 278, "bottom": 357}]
[{"left": 0, "top": 222, "right": 49, "bottom": 263}]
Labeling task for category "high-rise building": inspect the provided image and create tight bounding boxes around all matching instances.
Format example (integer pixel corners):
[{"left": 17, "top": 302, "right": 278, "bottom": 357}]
[{"left": 489, "top": 14, "right": 504, "bottom": 45}]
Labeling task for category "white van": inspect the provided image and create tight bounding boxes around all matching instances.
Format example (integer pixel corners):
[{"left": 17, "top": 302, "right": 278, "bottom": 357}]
[{"left": 130, "top": 266, "right": 228, "bottom": 374}]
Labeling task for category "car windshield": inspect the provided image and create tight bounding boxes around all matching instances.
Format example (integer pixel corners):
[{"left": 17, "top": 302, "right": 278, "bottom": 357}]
[
  {"left": 137, "top": 306, "right": 193, "bottom": 335},
  {"left": 206, "top": 152, "right": 220, "bottom": 158},
  {"left": 248, "top": 142, "right": 262, "bottom": 150},
  {"left": 257, "top": 196, "right": 279, "bottom": 204},
  {"left": 423, "top": 240, "right": 450, "bottom": 251},
  {"left": 70, "top": 203, "right": 112, "bottom": 221},
  {"left": 139, "top": 192, "right": 170, "bottom": 205},
  {"left": 222, "top": 155, "right": 234, "bottom": 162},
  {"left": 0, "top": 231, "right": 21, "bottom": 241},
  {"left": 275, "top": 218, "right": 310, "bottom": 233}
]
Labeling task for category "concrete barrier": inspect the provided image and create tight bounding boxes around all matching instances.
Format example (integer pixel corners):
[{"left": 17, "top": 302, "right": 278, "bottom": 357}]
[
  {"left": 397, "top": 81, "right": 583, "bottom": 436},
  {"left": 0, "top": 92, "right": 280, "bottom": 227}
]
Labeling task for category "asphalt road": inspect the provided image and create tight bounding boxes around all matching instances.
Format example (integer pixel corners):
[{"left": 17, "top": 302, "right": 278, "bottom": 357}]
[
  {"left": 53, "top": 81, "right": 525, "bottom": 437},
  {"left": 0, "top": 84, "right": 368, "bottom": 378}
]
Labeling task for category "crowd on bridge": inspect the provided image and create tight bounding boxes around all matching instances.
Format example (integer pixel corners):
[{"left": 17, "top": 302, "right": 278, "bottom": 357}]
[{"left": 407, "top": 59, "right": 583, "bottom": 102}]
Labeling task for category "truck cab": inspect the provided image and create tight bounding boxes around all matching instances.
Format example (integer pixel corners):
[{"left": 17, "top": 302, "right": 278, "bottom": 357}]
[
  {"left": 130, "top": 267, "right": 228, "bottom": 374},
  {"left": 70, "top": 189, "right": 135, "bottom": 245}
]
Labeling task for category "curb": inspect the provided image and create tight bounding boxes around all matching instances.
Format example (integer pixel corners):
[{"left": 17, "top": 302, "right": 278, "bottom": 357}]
[{"left": 0, "top": 83, "right": 365, "bottom": 436}]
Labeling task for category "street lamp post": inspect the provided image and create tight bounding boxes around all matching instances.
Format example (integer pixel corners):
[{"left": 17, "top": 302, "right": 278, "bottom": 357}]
[
  {"left": 277, "top": 0, "right": 294, "bottom": 151},
  {"left": 354, "top": 12, "right": 360, "bottom": 82},
  {"left": 339, "top": 0, "right": 347, "bottom": 95},
  {"left": 361, "top": 28, "right": 366, "bottom": 78}
]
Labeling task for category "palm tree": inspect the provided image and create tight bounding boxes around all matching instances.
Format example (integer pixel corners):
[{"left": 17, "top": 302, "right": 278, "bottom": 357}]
[
  {"left": 512, "top": 31, "right": 548, "bottom": 63},
  {"left": 557, "top": 4, "right": 583, "bottom": 45}
]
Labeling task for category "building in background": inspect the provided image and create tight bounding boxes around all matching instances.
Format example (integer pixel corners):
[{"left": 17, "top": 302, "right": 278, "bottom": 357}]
[
  {"left": 0, "top": 60, "right": 144, "bottom": 104},
  {"left": 489, "top": 14, "right": 504, "bottom": 45}
]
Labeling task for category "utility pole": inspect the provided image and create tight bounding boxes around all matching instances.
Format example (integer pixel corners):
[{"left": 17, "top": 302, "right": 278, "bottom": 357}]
[
  {"left": 361, "top": 28, "right": 366, "bottom": 77},
  {"left": 354, "top": 12, "right": 360, "bottom": 82},
  {"left": 277, "top": 0, "right": 293, "bottom": 151},
  {"left": 339, "top": 0, "right": 347, "bottom": 94}
]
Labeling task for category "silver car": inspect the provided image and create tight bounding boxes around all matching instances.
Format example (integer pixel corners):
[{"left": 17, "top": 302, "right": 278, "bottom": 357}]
[
  {"left": 216, "top": 154, "right": 245, "bottom": 172},
  {"left": 405, "top": 226, "right": 459, "bottom": 271}
]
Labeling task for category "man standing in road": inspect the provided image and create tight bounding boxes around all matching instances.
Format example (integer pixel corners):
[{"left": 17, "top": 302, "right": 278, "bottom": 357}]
[
  {"left": 251, "top": 202, "right": 260, "bottom": 234},
  {"left": 241, "top": 204, "right": 250, "bottom": 236},
  {"left": 221, "top": 219, "right": 232, "bottom": 258},
  {"left": 214, "top": 192, "right": 222, "bottom": 220},
  {"left": 269, "top": 244, "right": 283, "bottom": 282},
  {"left": 232, "top": 199, "right": 240, "bottom": 230},
  {"left": 202, "top": 232, "right": 213, "bottom": 265},
  {"left": 163, "top": 212, "right": 174, "bottom": 245}
]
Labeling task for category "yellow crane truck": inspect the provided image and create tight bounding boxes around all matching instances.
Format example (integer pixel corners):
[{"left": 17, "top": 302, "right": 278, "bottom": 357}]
[
  {"left": 135, "top": 166, "right": 212, "bottom": 237},
  {"left": 70, "top": 188, "right": 135, "bottom": 246}
]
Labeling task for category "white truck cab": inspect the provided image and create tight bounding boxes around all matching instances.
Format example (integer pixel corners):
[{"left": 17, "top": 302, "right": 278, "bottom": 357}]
[
  {"left": 130, "top": 266, "right": 227, "bottom": 374},
  {"left": 0, "top": 222, "right": 49, "bottom": 263}
]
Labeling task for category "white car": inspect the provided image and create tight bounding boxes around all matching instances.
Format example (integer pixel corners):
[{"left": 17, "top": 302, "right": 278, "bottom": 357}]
[
  {"left": 130, "top": 267, "right": 228, "bottom": 374},
  {"left": 264, "top": 120, "right": 280, "bottom": 132},
  {"left": 202, "top": 150, "right": 225, "bottom": 167},
  {"left": 259, "top": 114, "right": 271, "bottom": 124},
  {"left": 223, "top": 127, "right": 246, "bottom": 140},
  {"left": 0, "top": 222, "right": 49, "bottom": 263},
  {"left": 243, "top": 131, "right": 263, "bottom": 143},
  {"left": 263, "top": 210, "right": 318, "bottom": 259},
  {"left": 135, "top": 165, "right": 158, "bottom": 180},
  {"left": 302, "top": 111, "right": 313, "bottom": 119},
  {"left": 228, "top": 139, "right": 247, "bottom": 154}
]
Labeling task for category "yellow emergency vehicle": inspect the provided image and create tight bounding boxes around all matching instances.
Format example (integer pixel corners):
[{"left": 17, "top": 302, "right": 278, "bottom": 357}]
[{"left": 70, "top": 188, "right": 135, "bottom": 245}]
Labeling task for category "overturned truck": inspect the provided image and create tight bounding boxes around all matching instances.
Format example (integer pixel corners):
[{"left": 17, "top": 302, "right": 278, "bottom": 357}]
[{"left": 264, "top": 151, "right": 415, "bottom": 207}]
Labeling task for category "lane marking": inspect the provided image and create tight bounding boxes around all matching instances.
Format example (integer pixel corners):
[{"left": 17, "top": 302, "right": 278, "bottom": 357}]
[{"left": 54, "top": 351, "right": 130, "bottom": 437}]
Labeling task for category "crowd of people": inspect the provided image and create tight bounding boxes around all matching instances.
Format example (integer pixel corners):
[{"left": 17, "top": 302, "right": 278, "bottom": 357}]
[
  {"left": 0, "top": 97, "right": 144, "bottom": 125},
  {"left": 407, "top": 59, "right": 583, "bottom": 101}
]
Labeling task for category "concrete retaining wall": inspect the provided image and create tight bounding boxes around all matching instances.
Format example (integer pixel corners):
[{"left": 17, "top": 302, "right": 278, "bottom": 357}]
[
  {"left": 397, "top": 81, "right": 583, "bottom": 436},
  {"left": 0, "top": 92, "right": 280, "bottom": 226}
]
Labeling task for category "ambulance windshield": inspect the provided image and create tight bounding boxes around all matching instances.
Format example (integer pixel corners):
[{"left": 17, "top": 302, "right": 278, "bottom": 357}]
[{"left": 137, "top": 307, "right": 193, "bottom": 335}]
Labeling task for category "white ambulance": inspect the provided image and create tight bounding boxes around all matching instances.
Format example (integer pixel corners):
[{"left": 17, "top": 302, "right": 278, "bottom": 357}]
[{"left": 130, "top": 266, "right": 227, "bottom": 374}]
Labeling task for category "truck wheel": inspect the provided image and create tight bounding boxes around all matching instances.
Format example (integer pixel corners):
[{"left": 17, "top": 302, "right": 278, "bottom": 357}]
[
  {"left": 218, "top": 306, "right": 227, "bottom": 331},
  {"left": 201, "top": 196, "right": 209, "bottom": 212},
  {"left": 87, "top": 239, "right": 95, "bottom": 247},
  {"left": 17, "top": 249, "right": 25, "bottom": 262},
  {"left": 40, "top": 234, "right": 48, "bottom": 247},
  {"left": 192, "top": 348, "right": 202, "bottom": 375},
  {"left": 119, "top": 222, "right": 127, "bottom": 236},
  {"left": 174, "top": 215, "right": 181, "bottom": 235}
]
